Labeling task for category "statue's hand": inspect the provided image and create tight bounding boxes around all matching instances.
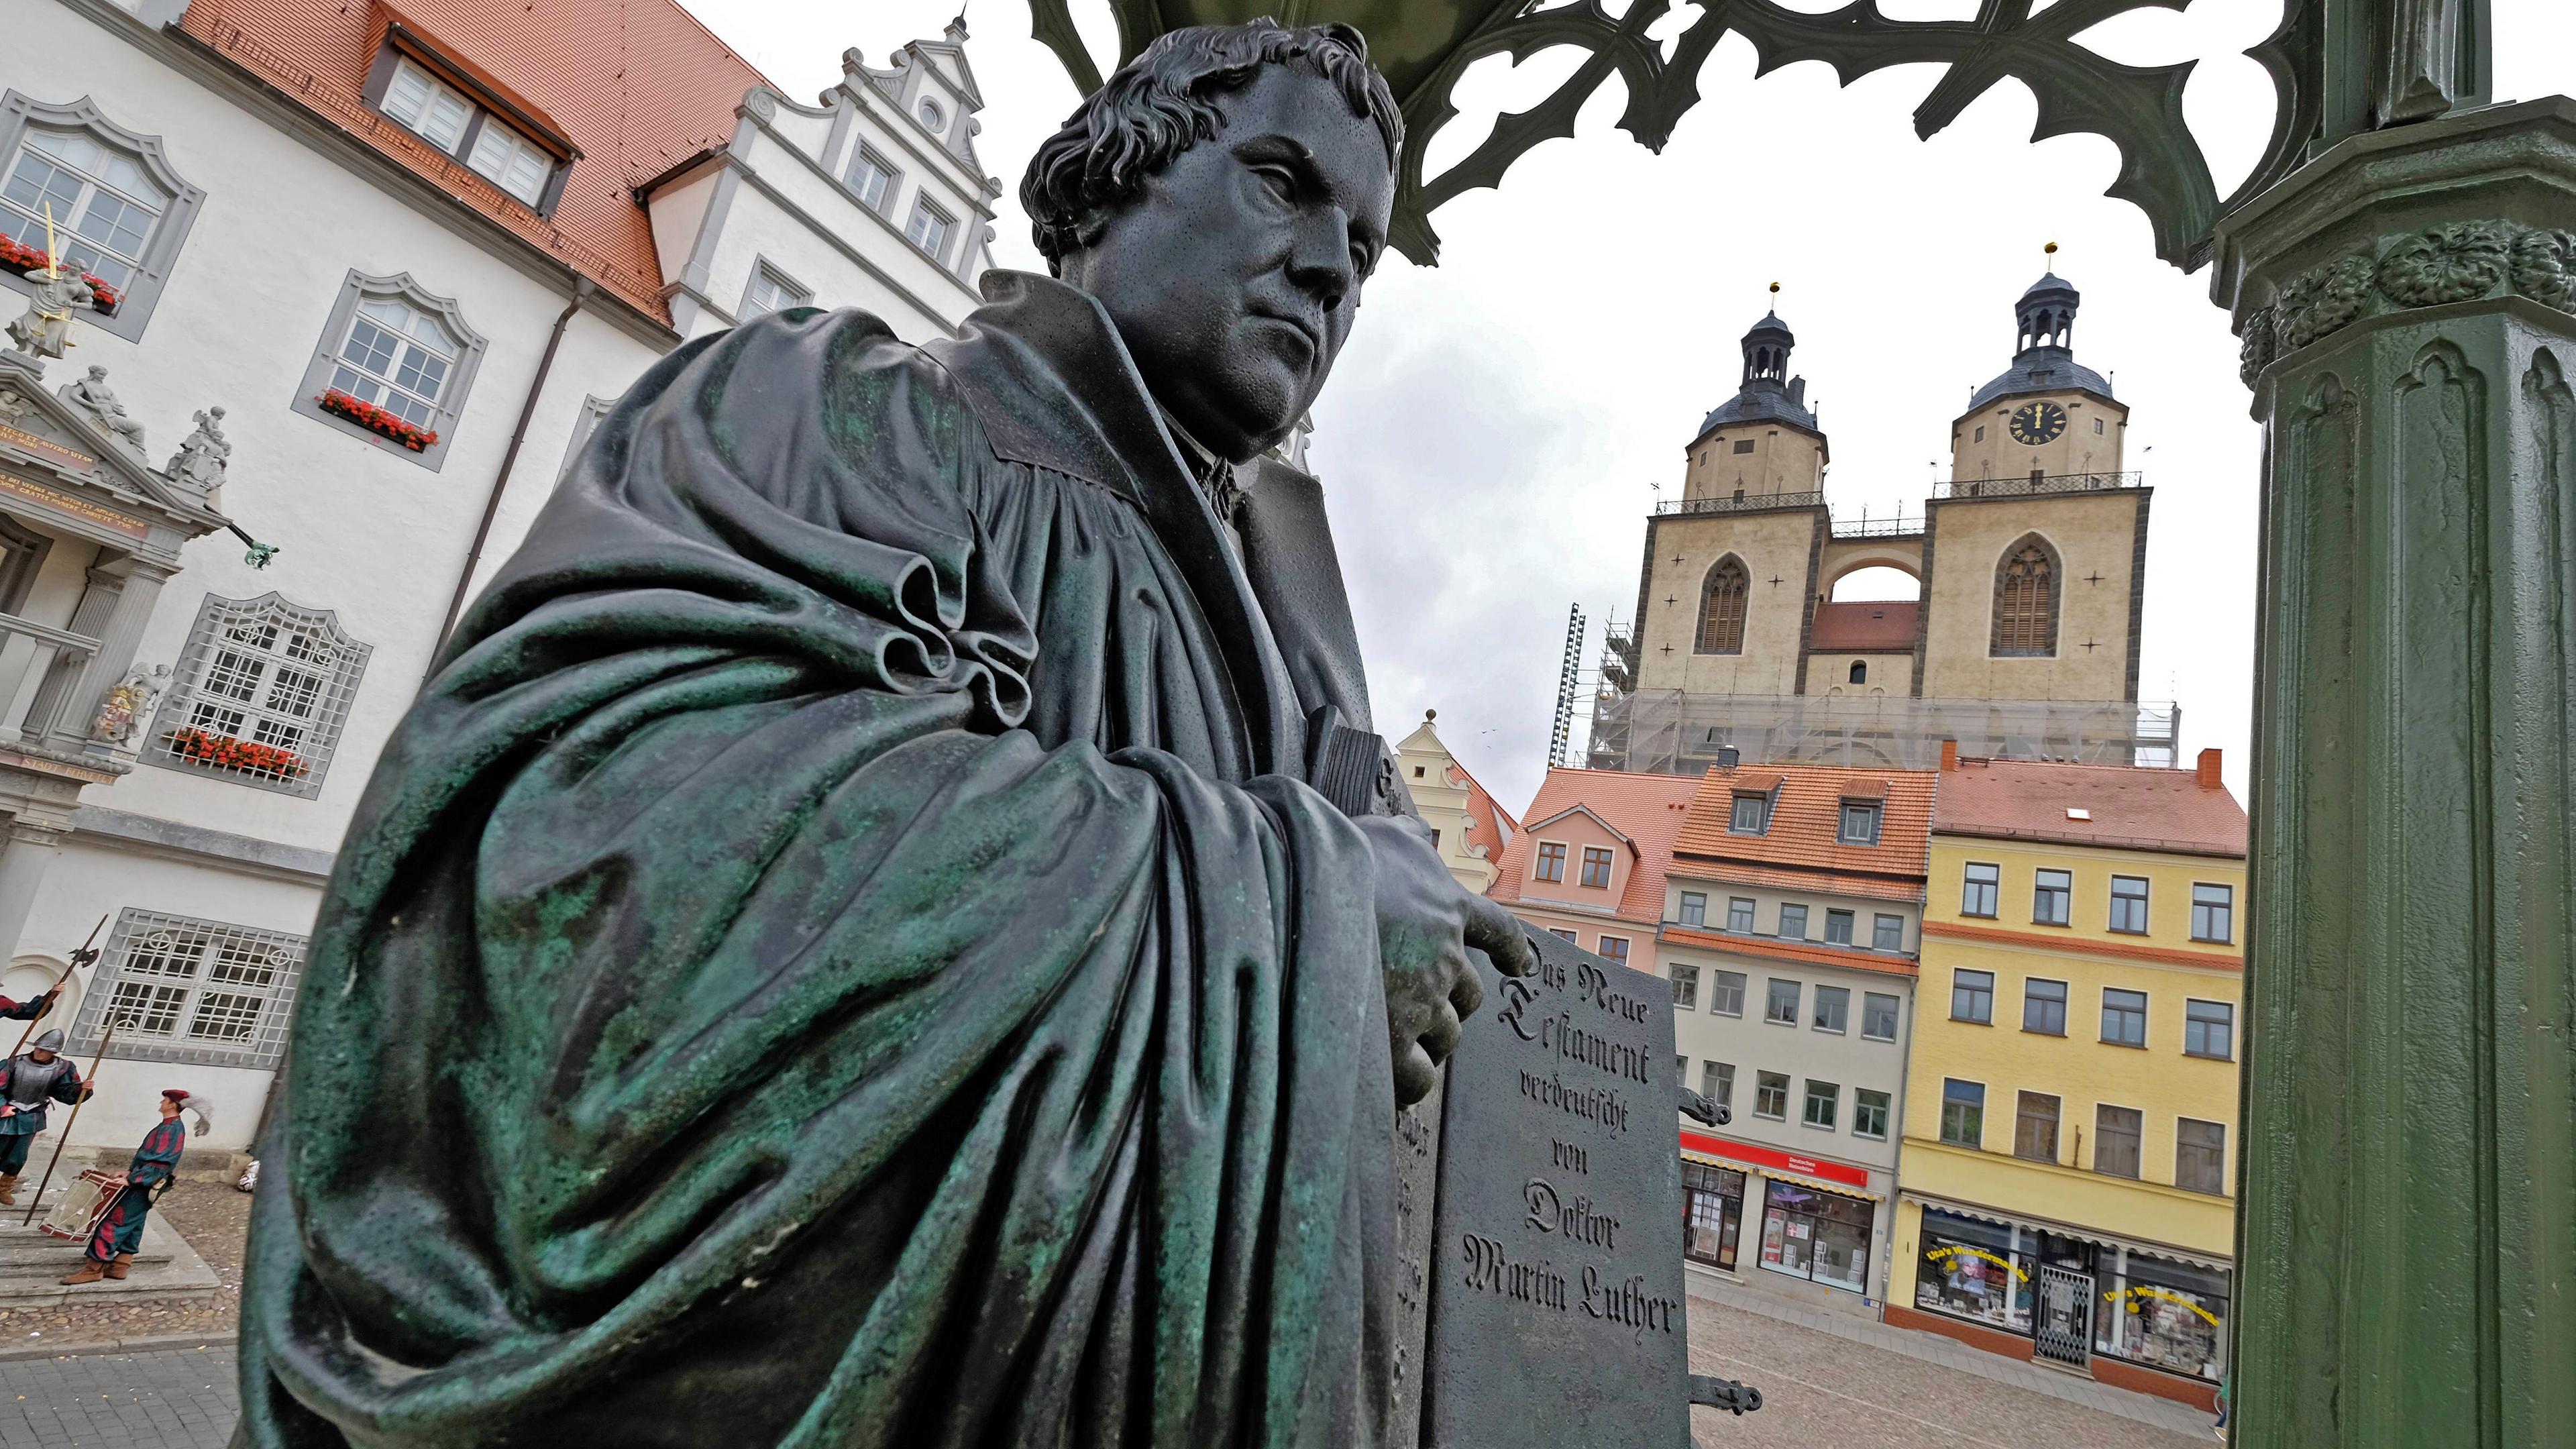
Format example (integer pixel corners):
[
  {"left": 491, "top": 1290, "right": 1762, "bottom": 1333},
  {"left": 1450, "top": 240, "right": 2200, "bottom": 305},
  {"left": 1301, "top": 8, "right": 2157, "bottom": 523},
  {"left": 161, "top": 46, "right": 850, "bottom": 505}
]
[{"left": 1355, "top": 814, "right": 1537, "bottom": 1107}]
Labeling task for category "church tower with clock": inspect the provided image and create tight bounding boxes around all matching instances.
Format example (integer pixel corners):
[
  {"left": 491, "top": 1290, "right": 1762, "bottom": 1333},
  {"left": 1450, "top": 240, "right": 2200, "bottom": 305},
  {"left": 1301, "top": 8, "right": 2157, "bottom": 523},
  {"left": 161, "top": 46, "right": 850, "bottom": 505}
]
[{"left": 1593, "top": 265, "right": 2168, "bottom": 774}]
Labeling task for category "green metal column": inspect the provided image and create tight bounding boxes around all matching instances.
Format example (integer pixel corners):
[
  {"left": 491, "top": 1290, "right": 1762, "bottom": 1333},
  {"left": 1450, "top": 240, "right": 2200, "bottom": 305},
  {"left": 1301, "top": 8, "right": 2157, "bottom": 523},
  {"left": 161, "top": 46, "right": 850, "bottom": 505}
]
[{"left": 2214, "top": 99, "right": 2576, "bottom": 1448}]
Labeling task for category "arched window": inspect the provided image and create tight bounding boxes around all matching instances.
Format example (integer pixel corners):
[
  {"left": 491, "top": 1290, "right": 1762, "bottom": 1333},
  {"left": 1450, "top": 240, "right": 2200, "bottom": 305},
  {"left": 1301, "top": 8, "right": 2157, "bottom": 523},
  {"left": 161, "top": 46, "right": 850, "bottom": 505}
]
[
  {"left": 1697, "top": 556, "right": 1750, "bottom": 654},
  {"left": 1992, "top": 536, "right": 2059, "bottom": 657},
  {"left": 1848, "top": 660, "right": 1867, "bottom": 684},
  {"left": 0, "top": 93, "right": 206, "bottom": 340}
]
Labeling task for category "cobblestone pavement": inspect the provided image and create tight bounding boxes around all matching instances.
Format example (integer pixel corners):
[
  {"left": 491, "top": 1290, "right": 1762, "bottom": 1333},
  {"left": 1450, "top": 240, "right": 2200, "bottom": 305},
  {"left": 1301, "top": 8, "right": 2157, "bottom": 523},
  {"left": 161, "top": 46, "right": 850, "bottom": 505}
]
[
  {"left": 1, "top": 1288, "right": 2217, "bottom": 1448},
  {"left": 1688, "top": 1292, "right": 2216, "bottom": 1449},
  {"left": 1, "top": 1345, "right": 237, "bottom": 1448},
  {"left": 0, "top": 1179, "right": 250, "bottom": 1349}
]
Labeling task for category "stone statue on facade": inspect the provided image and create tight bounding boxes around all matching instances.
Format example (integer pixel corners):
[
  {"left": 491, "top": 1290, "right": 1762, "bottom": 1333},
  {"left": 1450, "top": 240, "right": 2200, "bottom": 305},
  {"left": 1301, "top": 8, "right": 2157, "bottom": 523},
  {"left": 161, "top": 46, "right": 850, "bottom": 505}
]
[
  {"left": 237, "top": 22, "right": 1529, "bottom": 1449},
  {"left": 166, "top": 405, "right": 230, "bottom": 501},
  {"left": 5, "top": 257, "right": 94, "bottom": 362},
  {"left": 91, "top": 663, "right": 168, "bottom": 745},
  {"left": 58, "top": 365, "right": 147, "bottom": 457}
]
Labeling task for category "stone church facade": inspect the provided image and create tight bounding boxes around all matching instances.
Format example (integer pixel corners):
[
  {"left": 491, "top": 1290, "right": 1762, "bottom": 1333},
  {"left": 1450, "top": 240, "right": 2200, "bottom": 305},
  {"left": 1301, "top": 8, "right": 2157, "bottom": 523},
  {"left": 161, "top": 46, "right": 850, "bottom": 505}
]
[
  {"left": 0, "top": 0, "right": 1001, "bottom": 1157},
  {"left": 1591, "top": 270, "right": 2174, "bottom": 775}
]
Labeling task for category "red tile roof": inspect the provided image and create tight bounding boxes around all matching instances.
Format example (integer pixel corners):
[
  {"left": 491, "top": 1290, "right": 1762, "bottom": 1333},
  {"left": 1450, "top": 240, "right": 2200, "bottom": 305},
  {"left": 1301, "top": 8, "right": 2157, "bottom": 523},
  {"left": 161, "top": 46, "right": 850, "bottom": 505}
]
[
  {"left": 1809, "top": 600, "right": 1920, "bottom": 652},
  {"left": 1933, "top": 757, "right": 2247, "bottom": 859},
  {"left": 1659, "top": 925, "right": 1919, "bottom": 979},
  {"left": 1672, "top": 761, "right": 1935, "bottom": 895},
  {"left": 181, "top": 0, "right": 771, "bottom": 322},
  {"left": 1489, "top": 766, "right": 1700, "bottom": 923},
  {"left": 1452, "top": 759, "right": 1517, "bottom": 866}
]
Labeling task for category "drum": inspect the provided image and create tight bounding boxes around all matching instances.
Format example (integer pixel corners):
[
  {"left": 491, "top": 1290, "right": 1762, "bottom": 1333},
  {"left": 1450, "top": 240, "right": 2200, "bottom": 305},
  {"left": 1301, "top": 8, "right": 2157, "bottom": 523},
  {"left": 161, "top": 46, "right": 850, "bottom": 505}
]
[{"left": 36, "top": 1169, "right": 122, "bottom": 1242}]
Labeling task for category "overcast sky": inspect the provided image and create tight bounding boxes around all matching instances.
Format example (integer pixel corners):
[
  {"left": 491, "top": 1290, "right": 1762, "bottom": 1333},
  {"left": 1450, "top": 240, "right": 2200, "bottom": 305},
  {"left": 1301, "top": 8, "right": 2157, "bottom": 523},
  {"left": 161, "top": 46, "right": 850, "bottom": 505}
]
[{"left": 686, "top": 0, "right": 2575, "bottom": 820}]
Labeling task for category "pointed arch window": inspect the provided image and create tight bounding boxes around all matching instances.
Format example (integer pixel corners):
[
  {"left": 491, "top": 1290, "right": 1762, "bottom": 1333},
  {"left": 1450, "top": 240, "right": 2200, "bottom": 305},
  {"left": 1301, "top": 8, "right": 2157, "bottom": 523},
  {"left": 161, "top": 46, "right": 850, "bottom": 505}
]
[
  {"left": 1697, "top": 556, "right": 1750, "bottom": 654},
  {"left": 1992, "top": 537, "right": 2059, "bottom": 657}
]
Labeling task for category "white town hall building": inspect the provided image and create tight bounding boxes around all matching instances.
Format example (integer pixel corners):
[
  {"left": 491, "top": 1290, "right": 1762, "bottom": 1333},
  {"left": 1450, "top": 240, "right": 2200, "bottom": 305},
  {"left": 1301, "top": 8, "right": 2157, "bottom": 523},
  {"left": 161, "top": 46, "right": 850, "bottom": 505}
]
[{"left": 0, "top": 0, "right": 1001, "bottom": 1159}]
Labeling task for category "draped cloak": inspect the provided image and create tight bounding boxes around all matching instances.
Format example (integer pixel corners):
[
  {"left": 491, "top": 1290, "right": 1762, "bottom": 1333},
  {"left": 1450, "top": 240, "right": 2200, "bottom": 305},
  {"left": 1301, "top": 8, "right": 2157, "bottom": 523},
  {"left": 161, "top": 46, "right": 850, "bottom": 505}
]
[{"left": 236, "top": 273, "right": 1411, "bottom": 1449}]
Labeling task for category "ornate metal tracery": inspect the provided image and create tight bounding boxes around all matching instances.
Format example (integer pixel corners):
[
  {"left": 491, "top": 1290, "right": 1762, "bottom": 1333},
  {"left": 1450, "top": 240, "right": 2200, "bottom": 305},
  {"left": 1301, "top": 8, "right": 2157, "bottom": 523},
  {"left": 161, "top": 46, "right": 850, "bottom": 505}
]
[{"left": 1024, "top": 0, "right": 2378, "bottom": 270}]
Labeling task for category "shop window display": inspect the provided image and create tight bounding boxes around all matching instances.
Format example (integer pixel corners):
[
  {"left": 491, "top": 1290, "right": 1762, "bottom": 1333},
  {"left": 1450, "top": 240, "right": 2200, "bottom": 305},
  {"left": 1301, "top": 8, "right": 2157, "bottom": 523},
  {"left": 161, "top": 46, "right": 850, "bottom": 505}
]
[
  {"left": 2098, "top": 1252, "right": 2229, "bottom": 1383},
  {"left": 1915, "top": 1209, "right": 2031, "bottom": 1332},
  {"left": 1758, "top": 1182, "right": 1872, "bottom": 1293},
  {"left": 1682, "top": 1162, "right": 1746, "bottom": 1271}
]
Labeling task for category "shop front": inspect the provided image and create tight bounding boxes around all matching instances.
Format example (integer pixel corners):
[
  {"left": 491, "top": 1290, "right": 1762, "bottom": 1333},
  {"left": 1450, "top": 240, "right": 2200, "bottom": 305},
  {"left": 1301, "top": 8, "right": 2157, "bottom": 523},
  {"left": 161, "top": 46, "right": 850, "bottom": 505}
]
[
  {"left": 1904, "top": 1199, "right": 2230, "bottom": 1398},
  {"left": 1678, "top": 1131, "right": 1890, "bottom": 1303}
]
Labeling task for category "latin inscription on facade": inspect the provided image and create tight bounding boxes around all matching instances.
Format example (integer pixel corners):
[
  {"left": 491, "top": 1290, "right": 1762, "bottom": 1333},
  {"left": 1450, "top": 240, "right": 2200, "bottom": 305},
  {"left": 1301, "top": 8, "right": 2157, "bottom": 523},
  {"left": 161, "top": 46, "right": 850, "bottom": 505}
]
[{"left": 1421, "top": 932, "right": 1689, "bottom": 1446}]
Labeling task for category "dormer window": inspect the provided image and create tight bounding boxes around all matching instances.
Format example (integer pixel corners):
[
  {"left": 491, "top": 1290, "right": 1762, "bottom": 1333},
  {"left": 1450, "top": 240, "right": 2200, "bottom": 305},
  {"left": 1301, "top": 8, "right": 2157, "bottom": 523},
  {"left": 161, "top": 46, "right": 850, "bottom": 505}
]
[
  {"left": 1578, "top": 846, "right": 1614, "bottom": 890},
  {"left": 1728, "top": 792, "right": 1769, "bottom": 834},
  {"left": 375, "top": 56, "right": 559, "bottom": 209},
  {"left": 1837, "top": 799, "right": 1882, "bottom": 845}
]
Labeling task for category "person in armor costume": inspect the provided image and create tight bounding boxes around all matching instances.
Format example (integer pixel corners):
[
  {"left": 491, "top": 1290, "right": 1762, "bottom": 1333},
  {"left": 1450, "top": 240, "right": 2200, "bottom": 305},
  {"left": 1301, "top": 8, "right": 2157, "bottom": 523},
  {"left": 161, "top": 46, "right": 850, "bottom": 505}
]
[
  {"left": 0, "top": 979, "right": 60, "bottom": 1021},
  {"left": 62, "top": 1088, "right": 194, "bottom": 1285},
  {"left": 0, "top": 1028, "right": 89, "bottom": 1206}
]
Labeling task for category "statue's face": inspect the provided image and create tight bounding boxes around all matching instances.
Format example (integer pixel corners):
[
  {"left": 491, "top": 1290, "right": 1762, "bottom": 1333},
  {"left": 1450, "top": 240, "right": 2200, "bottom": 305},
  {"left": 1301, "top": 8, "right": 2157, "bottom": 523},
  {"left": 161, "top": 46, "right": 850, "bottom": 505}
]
[{"left": 1063, "top": 65, "right": 1393, "bottom": 462}]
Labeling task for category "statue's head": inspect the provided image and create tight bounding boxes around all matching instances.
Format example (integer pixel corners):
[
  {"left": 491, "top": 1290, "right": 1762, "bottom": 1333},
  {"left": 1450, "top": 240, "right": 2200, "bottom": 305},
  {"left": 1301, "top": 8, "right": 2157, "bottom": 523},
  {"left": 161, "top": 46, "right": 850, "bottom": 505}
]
[
  {"left": 85, "top": 365, "right": 106, "bottom": 380},
  {"left": 1024, "top": 21, "right": 1402, "bottom": 462}
]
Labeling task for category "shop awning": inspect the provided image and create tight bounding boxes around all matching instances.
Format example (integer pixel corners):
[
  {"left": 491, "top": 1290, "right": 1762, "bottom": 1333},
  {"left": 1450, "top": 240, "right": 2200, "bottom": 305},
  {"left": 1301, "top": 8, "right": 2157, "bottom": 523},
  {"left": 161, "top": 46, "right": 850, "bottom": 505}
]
[
  {"left": 1902, "top": 1190, "right": 2230, "bottom": 1272},
  {"left": 1766, "top": 1171, "right": 1884, "bottom": 1203}
]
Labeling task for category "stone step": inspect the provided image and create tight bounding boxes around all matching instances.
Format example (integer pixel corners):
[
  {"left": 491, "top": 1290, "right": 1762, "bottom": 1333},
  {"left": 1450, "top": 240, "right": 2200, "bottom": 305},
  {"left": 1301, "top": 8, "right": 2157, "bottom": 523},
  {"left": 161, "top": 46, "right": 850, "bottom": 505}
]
[{"left": 0, "top": 1192, "right": 221, "bottom": 1311}]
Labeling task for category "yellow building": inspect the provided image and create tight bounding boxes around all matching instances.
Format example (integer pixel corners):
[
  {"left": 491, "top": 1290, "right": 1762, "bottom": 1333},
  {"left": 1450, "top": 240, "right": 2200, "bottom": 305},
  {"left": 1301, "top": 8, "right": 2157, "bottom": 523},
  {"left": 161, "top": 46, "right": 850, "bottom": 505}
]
[
  {"left": 1390, "top": 710, "right": 1517, "bottom": 892},
  {"left": 1887, "top": 747, "right": 2245, "bottom": 1411}
]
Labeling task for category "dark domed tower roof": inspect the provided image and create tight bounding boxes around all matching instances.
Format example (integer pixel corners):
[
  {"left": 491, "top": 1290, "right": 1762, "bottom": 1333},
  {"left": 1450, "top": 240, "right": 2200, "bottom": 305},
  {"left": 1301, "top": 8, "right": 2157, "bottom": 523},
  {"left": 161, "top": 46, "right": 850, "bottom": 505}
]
[
  {"left": 1968, "top": 267, "right": 2114, "bottom": 411},
  {"left": 1696, "top": 308, "right": 1819, "bottom": 437}
]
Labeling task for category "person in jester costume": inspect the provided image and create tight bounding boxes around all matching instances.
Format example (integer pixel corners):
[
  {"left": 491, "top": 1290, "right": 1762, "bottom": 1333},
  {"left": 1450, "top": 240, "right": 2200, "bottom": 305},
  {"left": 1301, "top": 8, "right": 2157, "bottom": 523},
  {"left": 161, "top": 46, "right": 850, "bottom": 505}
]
[
  {"left": 0, "top": 1028, "right": 87, "bottom": 1207},
  {"left": 62, "top": 1088, "right": 195, "bottom": 1285}
]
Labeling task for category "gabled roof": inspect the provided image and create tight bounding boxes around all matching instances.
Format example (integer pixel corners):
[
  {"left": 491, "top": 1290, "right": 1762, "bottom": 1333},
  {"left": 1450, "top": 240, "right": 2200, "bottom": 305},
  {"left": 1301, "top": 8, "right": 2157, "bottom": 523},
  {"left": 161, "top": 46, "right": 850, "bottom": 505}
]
[
  {"left": 1521, "top": 802, "right": 1634, "bottom": 847},
  {"left": 180, "top": 0, "right": 774, "bottom": 323},
  {"left": 1671, "top": 761, "right": 1935, "bottom": 896},
  {"left": 1933, "top": 757, "right": 2247, "bottom": 859},
  {"left": 1489, "top": 766, "right": 1700, "bottom": 922}
]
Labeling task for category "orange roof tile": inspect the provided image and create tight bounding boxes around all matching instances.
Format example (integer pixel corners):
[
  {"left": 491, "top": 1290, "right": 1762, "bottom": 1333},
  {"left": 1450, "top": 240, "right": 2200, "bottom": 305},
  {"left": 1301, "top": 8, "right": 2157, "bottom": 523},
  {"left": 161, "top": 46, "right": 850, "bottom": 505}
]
[
  {"left": 1452, "top": 759, "right": 1517, "bottom": 866},
  {"left": 1809, "top": 600, "right": 1919, "bottom": 652},
  {"left": 1933, "top": 757, "right": 2247, "bottom": 859},
  {"left": 1672, "top": 761, "right": 1935, "bottom": 894},
  {"left": 181, "top": 0, "right": 772, "bottom": 323},
  {"left": 1660, "top": 925, "right": 1919, "bottom": 979},
  {"left": 1489, "top": 766, "right": 1700, "bottom": 923}
]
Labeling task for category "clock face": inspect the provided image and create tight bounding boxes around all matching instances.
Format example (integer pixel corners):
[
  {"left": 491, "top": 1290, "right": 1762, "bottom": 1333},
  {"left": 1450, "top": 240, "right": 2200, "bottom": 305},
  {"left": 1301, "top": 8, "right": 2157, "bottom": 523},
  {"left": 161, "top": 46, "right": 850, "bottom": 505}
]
[{"left": 2009, "top": 400, "right": 2068, "bottom": 446}]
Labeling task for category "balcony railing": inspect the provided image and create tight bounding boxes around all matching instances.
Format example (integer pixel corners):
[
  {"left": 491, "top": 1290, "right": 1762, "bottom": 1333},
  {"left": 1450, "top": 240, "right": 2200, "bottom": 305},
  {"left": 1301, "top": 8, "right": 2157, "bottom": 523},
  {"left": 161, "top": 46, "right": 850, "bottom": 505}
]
[
  {"left": 1655, "top": 490, "right": 1825, "bottom": 517},
  {"left": 0, "top": 610, "right": 99, "bottom": 747},
  {"left": 1831, "top": 514, "right": 1925, "bottom": 538},
  {"left": 1935, "top": 471, "right": 2144, "bottom": 499}
]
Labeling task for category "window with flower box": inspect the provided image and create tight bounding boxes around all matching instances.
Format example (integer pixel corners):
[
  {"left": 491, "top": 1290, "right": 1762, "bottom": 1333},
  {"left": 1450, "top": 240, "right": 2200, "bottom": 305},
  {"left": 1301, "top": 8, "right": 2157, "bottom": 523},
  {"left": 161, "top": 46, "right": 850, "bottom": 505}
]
[
  {"left": 293, "top": 270, "right": 485, "bottom": 470},
  {"left": 144, "top": 592, "right": 370, "bottom": 799},
  {"left": 0, "top": 93, "right": 203, "bottom": 340},
  {"left": 67, "top": 908, "right": 307, "bottom": 1070}
]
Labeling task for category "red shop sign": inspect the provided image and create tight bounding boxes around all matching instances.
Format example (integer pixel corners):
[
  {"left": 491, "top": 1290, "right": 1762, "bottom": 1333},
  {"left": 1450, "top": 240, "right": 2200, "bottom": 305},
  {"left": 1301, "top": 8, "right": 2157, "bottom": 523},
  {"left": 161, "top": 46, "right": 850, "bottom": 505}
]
[{"left": 1679, "top": 1129, "right": 1872, "bottom": 1189}]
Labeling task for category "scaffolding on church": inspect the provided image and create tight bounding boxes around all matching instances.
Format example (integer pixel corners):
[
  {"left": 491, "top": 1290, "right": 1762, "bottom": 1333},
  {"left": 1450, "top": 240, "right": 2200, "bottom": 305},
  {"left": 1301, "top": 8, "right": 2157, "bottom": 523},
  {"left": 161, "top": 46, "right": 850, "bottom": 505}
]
[{"left": 1585, "top": 690, "right": 2179, "bottom": 775}]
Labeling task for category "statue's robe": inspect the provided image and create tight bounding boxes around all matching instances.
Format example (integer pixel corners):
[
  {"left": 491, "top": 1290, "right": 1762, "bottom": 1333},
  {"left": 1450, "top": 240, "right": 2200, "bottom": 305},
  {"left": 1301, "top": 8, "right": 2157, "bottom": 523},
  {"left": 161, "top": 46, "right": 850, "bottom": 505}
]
[{"left": 239, "top": 273, "right": 1408, "bottom": 1449}]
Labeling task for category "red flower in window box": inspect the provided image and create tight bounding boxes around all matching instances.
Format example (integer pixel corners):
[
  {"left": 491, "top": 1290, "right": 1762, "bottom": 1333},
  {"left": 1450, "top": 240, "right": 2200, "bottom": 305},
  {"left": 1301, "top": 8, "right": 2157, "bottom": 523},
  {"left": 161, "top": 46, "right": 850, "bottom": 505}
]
[
  {"left": 165, "top": 727, "right": 309, "bottom": 779},
  {"left": 0, "top": 236, "right": 119, "bottom": 314},
  {"left": 316, "top": 388, "right": 439, "bottom": 451}
]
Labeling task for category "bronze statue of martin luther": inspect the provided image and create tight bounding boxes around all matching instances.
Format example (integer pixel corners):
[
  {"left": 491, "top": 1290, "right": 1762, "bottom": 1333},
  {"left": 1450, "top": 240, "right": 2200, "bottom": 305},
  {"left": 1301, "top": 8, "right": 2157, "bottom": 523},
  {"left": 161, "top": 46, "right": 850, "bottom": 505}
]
[{"left": 236, "top": 21, "right": 1534, "bottom": 1449}]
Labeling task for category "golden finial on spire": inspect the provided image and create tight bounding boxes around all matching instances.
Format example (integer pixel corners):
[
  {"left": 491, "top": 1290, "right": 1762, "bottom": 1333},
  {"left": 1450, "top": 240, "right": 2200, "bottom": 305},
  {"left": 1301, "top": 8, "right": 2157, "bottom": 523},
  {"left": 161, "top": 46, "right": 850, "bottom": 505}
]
[
  {"left": 2045, "top": 241, "right": 2059, "bottom": 258},
  {"left": 1769, "top": 281, "right": 1780, "bottom": 296}
]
